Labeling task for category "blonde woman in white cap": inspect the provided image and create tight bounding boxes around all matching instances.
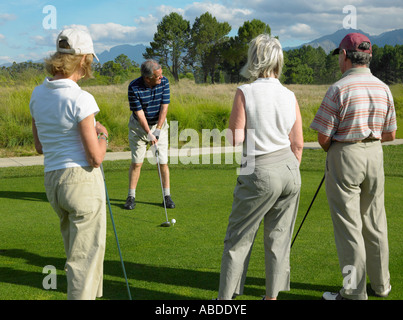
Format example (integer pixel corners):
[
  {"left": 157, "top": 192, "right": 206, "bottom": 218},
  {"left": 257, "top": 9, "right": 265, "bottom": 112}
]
[{"left": 30, "top": 28, "right": 109, "bottom": 300}]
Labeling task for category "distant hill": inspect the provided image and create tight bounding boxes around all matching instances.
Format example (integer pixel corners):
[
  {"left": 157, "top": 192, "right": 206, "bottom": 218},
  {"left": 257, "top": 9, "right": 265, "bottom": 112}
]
[
  {"left": 284, "top": 28, "right": 403, "bottom": 54},
  {"left": 97, "top": 44, "right": 148, "bottom": 65},
  {"left": 97, "top": 28, "right": 403, "bottom": 63},
  {"left": 371, "top": 29, "right": 403, "bottom": 47},
  {"left": 2, "top": 29, "right": 402, "bottom": 68},
  {"left": 0, "top": 44, "right": 148, "bottom": 67}
]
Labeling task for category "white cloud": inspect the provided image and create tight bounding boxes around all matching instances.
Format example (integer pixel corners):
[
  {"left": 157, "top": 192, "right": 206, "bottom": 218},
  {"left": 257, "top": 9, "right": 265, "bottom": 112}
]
[
  {"left": 0, "top": 13, "right": 17, "bottom": 25},
  {"left": 2, "top": 0, "right": 401, "bottom": 65},
  {"left": 133, "top": 14, "right": 160, "bottom": 40},
  {"left": 215, "top": 0, "right": 403, "bottom": 45},
  {"left": 0, "top": 56, "right": 13, "bottom": 64},
  {"left": 59, "top": 1, "right": 403, "bottom": 52},
  {"left": 61, "top": 21, "right": 155, "bottom": 53},
  {"left": 156, "top": 5, "right": 185, "bottom": 17},
  {"left": 182, "top": 1, "right": 251, "bottom": 29},
  {"left": 89, "top": 23, "right": 138, "bottom": 42},
  {"left": 355, "top": 6, "right": 403, "bottom": 34},
  {"left": 31, "top": 34, "right": 53, "bottom": 47},
  {"left": 0, "top": 52, "right": 46, "bottom": 64},
  {"left": 289, "top": 23, "right": 315, "bottom": 37}
]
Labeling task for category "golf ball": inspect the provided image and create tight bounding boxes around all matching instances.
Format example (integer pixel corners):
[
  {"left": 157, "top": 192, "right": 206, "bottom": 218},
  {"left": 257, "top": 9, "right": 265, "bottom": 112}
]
[{"left": 171, "top": 219, "right": 176, "bottom": 224}]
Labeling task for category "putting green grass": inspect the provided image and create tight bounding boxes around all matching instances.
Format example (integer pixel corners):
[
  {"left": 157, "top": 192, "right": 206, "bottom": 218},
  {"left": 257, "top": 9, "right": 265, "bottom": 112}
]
[{"left": 0, "top": 147, "right": 402, "bottom": 300}]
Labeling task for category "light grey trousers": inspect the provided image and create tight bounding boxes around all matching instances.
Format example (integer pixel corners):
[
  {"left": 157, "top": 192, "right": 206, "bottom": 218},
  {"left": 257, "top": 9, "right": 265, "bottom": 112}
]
[
  {"left": 218, "top": 152, "right": 301, "bottom": 299},
  {"left": 326, "top": 141, "right": 390, "bottom": 300}
]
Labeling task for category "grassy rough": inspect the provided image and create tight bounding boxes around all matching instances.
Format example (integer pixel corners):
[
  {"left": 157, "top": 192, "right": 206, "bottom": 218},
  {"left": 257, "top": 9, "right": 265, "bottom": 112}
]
[{"left": 1, "top": 81, "right": 401, "bottom": 157}]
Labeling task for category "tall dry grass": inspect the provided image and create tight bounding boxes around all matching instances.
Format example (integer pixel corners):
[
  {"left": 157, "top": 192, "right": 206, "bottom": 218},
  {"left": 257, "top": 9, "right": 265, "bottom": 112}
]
[
  {"left": 288, "top": 84, "right": 329, "bottom": 141},
  {"left": 0, "top": 79, "right": 400, "bottom": 157},
  {"left": 0, "top": 85, "right": 36, "bottom": 156}
]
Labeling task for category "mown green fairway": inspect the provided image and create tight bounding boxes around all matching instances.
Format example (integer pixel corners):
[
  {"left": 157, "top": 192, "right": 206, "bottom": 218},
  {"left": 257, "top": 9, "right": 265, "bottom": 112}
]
[{"left": 0, "top": 147, "right": 402, "bottom": 300}]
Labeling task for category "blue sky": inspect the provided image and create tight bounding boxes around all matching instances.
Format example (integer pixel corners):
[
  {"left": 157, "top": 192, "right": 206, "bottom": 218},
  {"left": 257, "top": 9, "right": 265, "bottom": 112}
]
[{"left": 0, "top": 0, "right": 402, "bottom": 65}]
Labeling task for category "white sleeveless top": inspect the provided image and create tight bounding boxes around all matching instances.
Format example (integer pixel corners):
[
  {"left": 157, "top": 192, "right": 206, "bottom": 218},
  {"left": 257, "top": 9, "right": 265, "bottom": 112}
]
[
  {"left": 238, "top": 78, "right": 296, "bottom": 160},
  {"left": 29, "top": 78, "right": 100, "bottom": 172}
]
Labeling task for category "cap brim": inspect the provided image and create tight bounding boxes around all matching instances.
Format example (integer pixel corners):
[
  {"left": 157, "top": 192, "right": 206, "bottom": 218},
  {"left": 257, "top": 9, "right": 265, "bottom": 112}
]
[
  {"left": 332, "top": 48, "right": 341, "bottom": 55},
  {"left": 58, "top": 48, "right": 76, "bottom": 55}
]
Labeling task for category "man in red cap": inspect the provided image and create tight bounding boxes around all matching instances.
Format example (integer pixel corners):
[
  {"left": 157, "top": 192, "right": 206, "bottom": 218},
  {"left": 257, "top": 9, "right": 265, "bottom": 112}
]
[{"left": 310, "top": 33, "right": 397, "bottom": 300}]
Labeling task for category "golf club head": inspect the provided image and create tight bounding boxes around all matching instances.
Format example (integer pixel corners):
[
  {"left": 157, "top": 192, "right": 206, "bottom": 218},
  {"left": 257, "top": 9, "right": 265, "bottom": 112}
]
[{"left": 160, "top": 221, "right": 171, "bottom": 227}]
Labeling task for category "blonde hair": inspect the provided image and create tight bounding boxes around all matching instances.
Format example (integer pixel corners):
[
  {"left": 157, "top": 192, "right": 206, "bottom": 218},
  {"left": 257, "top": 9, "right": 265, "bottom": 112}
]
[
  {"left": 45, "top": 40, "right": 93, "bottom": 79},
  {"left": 240, "top": 34, "right": 284, "bottom": 80}
]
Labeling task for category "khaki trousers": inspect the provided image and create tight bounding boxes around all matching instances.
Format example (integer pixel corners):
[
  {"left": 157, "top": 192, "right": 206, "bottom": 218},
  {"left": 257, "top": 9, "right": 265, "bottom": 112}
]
[
  {"left": 326, "top": 141, "right": 390, "bottom": 300},
  {"left": 219, "top": 154, "right": 301, "bottom": 299},
  {"left": 45, "top": 166, "right": 106, "bottom": 300}
]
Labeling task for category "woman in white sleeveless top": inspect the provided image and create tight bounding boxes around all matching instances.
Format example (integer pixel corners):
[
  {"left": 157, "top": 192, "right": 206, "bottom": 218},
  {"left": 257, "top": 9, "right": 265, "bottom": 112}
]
[
  {"left": 218, "top": 34, "right": 304, "bottom": 300},
  {"left": 30, "top": 29, "right": 109, "bottom": 300}
]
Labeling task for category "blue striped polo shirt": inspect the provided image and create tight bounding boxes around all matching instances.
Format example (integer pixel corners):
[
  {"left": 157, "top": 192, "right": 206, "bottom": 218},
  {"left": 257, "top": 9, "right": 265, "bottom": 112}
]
[{"left": 128, "top": 76, "right": 170, "bottom": 125}]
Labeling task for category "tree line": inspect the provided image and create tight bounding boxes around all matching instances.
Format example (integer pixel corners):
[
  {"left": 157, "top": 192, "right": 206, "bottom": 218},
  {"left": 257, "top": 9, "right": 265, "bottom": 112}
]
[
  {"left": 1, "top": 12, "right": 402, "bottom": 86},
  {"left": 144, "top": 12, "right": 403, "bottom": 85},
  {"left": 0, "top": 55, "right": 140, "bottom": 86}
]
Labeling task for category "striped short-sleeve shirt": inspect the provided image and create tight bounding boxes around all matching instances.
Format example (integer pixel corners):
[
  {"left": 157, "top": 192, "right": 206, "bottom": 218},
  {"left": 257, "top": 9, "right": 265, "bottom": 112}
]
[
  {"left": 310, "top": 68, "right": 397, "bottom": 142},
  {"left": 128, "top": 76, "right": 170, "bottom": 125}
]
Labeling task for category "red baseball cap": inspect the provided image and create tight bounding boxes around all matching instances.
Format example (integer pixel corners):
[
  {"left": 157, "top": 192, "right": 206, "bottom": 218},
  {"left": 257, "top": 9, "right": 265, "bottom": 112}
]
[{"left": 333, "top": 32, "right": 372, "bottom": 55}]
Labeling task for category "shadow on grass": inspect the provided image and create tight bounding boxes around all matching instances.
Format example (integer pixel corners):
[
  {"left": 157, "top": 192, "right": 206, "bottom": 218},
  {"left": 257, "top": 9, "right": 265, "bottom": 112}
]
[
  {"left": 0, "top": 191, "right": 48, "bottom": 202},
  {"left": 108, "top": 197, "right": 164, "bottom": 210},
  {"left": 0, "top": 249, "right": 335, "bottom": 300},
  {"left": 0, "top": 190, "right": 164, "bottom": 212}
]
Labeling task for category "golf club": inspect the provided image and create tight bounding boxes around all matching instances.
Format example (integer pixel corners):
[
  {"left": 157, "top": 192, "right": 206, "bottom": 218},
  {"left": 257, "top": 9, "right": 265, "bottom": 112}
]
[
  {"left": 100, "top": 164, "right": 132, "bottom": 300},
  {"left": 291, "top": 173, "right": 325, "bottom": 248},
  {"left": 154, "top": 147, "right": 172, "bottom": 227}
]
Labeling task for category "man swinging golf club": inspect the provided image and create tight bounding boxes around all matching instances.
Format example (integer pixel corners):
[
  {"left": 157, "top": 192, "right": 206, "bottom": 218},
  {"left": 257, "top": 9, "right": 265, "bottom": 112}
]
[{"left": 124, "top": 59, "right": 175, "bottom": 211}]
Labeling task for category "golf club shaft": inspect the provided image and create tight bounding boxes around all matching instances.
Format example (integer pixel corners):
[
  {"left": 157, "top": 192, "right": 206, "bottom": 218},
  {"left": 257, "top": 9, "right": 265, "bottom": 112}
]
[
  {"left": 101, "top": 165, "right": 132, "bottom": 300},
  {"left": 155, "top": 148, "right": 169, "bottom": 223},
  {"left": 291, "top": 174, "right": 325, "bottom": 248}
]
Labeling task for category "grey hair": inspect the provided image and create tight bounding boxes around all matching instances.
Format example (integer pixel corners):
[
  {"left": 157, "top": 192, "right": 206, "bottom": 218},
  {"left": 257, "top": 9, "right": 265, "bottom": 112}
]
[
  {"left": 346, "top": 41, "right": 372, "bottom": 67},
  {"left": 141, "top": 59, "right": 162, "bottom": 78},
  {"left": 346, "top": 51, "right": 372, "bottom": 67},
  {"left": 240, "top": 34, "right": 284, "bottom": 81}
]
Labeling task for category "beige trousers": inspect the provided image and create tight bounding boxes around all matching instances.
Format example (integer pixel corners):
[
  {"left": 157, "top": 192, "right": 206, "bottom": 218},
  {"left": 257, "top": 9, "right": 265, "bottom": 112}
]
[
  {"left": 219, "top": 154, "right": 301, "bottom": 299},
  {"left": 326, "top": 141, "right": 390, "bottom": 300},
  {"left": 45, "top": 166, "right": 106, "bottom": 300}
]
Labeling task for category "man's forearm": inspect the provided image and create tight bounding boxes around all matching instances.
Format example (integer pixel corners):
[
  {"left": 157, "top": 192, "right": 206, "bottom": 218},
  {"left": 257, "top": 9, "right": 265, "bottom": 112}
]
[
  {"left": 134, "top": 110, "right": 151, "bottom": 133},
  {"left": 381, "top": 131, "right": 396, "bottom": 143},
  {"left": 157, "top": 104, "right": 169, "bottom": 128},
  {"left": 318, "top": 132, "right": 332, "bottom": 152}
]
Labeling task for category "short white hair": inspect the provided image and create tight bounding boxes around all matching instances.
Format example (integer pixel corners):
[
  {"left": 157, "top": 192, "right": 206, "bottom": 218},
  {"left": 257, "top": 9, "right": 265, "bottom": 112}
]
[{"left": 240, "top": 34, "right": 284, "bottom": 80}]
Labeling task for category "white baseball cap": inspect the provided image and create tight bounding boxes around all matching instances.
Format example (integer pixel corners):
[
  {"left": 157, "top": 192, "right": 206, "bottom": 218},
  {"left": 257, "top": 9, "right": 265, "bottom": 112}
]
[{"left": 56, "top": 28, "right": 99, "bottom": 62}]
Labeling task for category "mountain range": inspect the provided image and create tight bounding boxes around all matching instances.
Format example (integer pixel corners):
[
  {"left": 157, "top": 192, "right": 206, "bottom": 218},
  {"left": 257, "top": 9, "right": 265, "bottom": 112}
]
[
  {"left": 284, "top": 28, "right": 403, "bottom": 53},
  {"left": 2, "top": 28, "right": 402, "bottom": 67},
  {"left": 96, "top": 28, "right": 403, "bottom": 64},
  {"left": 97, "top": 44, "right": 147, "bottom": 65}
]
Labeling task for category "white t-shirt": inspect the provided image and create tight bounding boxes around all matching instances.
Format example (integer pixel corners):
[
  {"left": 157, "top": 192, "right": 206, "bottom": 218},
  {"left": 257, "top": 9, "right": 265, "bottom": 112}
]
[
  {"left": 238, "top": 78, "right": 296, "bottom": 157},
  {"left": 29, "top": 78, "right": 100, "bottom": 172}
]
